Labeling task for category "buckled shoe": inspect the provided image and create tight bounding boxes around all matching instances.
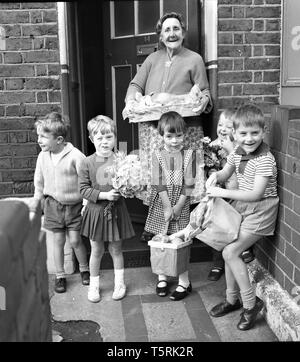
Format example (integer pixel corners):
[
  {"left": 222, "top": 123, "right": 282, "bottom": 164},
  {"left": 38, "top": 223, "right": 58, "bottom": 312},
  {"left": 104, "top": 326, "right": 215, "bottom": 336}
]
[
  {"left": 209, "top": 299, "right": 242, "bottom": 317},
  {"left": 237, "top": 297, "right": 264, "bottom": 331}
]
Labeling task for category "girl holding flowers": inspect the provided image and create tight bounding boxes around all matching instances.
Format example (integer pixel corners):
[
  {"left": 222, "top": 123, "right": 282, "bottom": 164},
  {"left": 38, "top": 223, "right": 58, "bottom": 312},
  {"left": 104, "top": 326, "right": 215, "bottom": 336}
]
[
  {"left": 145, "top": 111, "right": 196, "bottom": 301},
  {"left": 78, "top": 115, "right": 135, "bottom": 303}
]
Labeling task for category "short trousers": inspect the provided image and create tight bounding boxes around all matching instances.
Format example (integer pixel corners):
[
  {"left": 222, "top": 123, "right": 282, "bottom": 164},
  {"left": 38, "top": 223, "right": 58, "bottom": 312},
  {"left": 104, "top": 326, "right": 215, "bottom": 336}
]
[
  {"left": 43, "top": 195, "right": 83, "bottom": 232},
  {"left": 231, "top": 196, "right": 279, "bottom": 236}
]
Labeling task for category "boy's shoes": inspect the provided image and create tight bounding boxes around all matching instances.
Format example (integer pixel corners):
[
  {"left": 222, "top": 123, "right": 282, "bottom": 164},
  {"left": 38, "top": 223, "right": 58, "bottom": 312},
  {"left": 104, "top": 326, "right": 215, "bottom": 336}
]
[
  {"left": 209, "top": 299, "right": 242, "bottom": 318},
  {"left": 169, "top": 283, "right": 192, "bottom": 301},
  {"left": 207, "top": 267, "right": 224, "bottom": 281},
  {"left": 237, "top": 297, "right": 264, "bottom": 331},
  {"left": 112, "top": 283, "right": 126, "bottom": 300},
  {"left": 88, "top": 284, "right": 101, "bottom": 303},
  {"left": 140, "top": 230, "right": 154, "bottom": 243},
  {"left": 54, "top": 277, "right": 67, "bottom": 293},
  {"left": 81, "top": 271, "right": 90, "bottom": 286},
  {"left": 156, "top": 280, "right": 169, "bottom": 297},
  {"left": 241, "top": 247, "right": 255, "bottom": 264}
]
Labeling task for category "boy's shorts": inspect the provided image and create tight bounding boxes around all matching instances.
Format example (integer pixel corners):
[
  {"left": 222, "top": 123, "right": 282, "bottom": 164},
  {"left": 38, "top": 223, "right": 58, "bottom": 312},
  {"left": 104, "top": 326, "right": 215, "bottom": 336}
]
[
  {"left": 231, "top": 196, "right": 279, "bottom": 236},
  {"left": 43, "top": 195, "right": 83, "bottom": 232}
]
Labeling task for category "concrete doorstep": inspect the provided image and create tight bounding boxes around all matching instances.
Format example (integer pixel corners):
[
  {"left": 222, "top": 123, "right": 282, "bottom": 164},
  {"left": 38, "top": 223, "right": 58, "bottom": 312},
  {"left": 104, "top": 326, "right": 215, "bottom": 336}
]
[{"left": 248, "top": 259, "right": 300, "bottom": 341}]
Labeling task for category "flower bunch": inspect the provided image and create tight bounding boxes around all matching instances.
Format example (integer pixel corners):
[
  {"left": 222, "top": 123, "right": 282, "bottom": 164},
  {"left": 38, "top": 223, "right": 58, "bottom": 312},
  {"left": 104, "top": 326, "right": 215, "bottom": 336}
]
[
  {"left": 106, "top": 152, "right": 147, "bottom": 198},
  {"left": 201, "top": 137, "right": 226, "bottom": 177}
]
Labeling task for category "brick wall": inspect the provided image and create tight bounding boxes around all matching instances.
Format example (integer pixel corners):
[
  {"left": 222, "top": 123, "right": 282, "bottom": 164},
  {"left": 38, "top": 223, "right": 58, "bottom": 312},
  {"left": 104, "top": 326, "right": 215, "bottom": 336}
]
[
  {"left": 255, "top": 106, "right": 300, "bottom": 296},
  {"left": 218, "top": 0, "right": 281, "bottom": 115},
  {"left": 0, "top": 198, "right": 52, "bottom": 341},
  {"left": 0, "top": 2, "right": 61, "bottom": 198}
]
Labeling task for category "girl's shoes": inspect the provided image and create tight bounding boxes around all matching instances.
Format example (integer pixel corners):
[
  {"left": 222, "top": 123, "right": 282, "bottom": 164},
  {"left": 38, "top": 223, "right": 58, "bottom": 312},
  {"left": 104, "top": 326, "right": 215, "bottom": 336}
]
[
  {"left": 237, "top": 297, "right": 264, "bottom": 331},
  {"left": 112, "top": 283, "right": 126, "bottom": 300},
  {"left": 88, "top": 284, "right": 101, "bottom": 303},
  {"left": 169, "top": 283, "right": 192, "bottom": 301},
  {"left": 156, "top": 280, "right": 169, "bottom": 297}
]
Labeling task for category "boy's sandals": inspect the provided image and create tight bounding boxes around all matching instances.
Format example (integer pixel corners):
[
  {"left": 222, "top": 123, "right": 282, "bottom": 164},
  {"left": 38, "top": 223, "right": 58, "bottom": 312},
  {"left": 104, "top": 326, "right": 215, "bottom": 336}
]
[{"left": 156, "top": 280, "right": 169, "bottom": 297}]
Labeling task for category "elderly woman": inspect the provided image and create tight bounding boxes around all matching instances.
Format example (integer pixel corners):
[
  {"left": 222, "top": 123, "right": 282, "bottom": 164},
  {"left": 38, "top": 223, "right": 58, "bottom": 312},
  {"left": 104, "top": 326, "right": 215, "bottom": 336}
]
[{"left": 124, "top": 12, "right": 213, "bottom": 243}]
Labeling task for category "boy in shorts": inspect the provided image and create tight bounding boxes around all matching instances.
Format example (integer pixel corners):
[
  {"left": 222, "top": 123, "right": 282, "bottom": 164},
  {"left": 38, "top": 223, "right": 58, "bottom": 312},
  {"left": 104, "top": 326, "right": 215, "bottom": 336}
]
[{"left": 34, "top": 112, "right": 89, "bottom": 293}]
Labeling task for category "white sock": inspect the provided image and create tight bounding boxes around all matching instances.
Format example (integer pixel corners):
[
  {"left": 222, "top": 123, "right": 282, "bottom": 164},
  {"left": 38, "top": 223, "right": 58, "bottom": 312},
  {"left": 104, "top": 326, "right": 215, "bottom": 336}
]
[
  {"left": 114, "top": 269, "right": 125, "bottom": 286},
  {"left": 90, "top": 275, "right": 100, "bottom": 286},
  {"left": 178, "top": 271, "right": 189, "bottom": 289},
  {"left": 158, "top": 274, "right": 167, "bottom": 285}
]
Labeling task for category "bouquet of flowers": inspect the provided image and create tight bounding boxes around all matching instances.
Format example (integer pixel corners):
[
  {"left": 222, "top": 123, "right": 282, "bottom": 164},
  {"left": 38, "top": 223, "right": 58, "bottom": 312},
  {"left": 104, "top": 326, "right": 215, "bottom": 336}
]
[
  {"left": 201, "top": 137, "right": 226, "bottom": 177},
  {"left": 106, "top": 151, "right": 147, "bottom": 199}
]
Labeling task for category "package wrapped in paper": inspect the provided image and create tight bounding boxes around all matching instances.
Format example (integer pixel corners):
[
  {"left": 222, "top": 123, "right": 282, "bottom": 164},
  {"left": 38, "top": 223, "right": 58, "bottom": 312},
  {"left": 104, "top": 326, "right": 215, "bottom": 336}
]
[{"left": 122, "top": 85, "right": 203, "bottom": 123}]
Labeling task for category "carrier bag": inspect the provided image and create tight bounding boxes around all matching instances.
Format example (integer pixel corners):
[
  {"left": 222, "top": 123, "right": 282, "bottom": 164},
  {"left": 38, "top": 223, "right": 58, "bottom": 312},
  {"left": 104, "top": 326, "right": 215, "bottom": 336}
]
[
  {"left": 188, "top": 196, "right": 242, "bottom": 251},
  {"left": 148, "top": 235, "right": 192, "bottom": 277}
]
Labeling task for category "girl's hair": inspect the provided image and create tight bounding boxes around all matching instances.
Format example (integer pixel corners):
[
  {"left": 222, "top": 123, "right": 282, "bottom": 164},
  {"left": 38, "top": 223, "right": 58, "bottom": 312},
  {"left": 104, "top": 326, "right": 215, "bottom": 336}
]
[
  {"left": 157, "top": 111, "right": 187, "bottom": 136},
  {"left": 87, "top": 115, "right": 116, "bottom": 139},
  {"left": 34, "top": 112, "right": 70, "bottom": 139},
  {"left": 156, "top": 12, "right": 186, "bottom": 35},
  {"left": 219, "top": 108, "right": 236, "bottom": 123},
  {"left": 233, "top": 103, "right": 265, "bottom": 130}
]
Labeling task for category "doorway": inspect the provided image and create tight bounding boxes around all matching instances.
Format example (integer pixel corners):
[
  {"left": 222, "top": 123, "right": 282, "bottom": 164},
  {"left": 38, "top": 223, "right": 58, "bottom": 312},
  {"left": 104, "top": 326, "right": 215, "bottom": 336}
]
[{"left": 67, "top": 0, "right": 202, "bottom": 224}]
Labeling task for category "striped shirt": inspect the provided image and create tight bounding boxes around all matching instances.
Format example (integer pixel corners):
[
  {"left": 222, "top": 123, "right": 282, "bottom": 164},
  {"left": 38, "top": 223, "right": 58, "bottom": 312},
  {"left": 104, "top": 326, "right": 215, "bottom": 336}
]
[{"left": 227, "top": 147, "right": 277, "bottom": 198}]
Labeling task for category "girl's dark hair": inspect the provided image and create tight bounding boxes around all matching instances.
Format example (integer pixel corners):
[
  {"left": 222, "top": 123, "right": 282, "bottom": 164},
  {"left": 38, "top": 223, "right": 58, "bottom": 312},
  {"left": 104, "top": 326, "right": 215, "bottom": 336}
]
[
  {"left": 155, "top": 12, "right": 186, "bottom": 35},
  {"left": 158, "top": 111, "right": 187, "bottom": 136}
]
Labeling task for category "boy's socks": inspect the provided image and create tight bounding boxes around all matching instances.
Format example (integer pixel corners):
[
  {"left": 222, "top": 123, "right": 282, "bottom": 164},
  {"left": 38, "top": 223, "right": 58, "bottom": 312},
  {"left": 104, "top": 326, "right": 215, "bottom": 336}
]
[
  {"left": 79, "top": 263, "right": 89, "bottom": 273},
  {"left": 178, "top": 271, "right": 190, "bottom": 289},
  {"left": 88, "top": 275, "right": 100, "bottom": 303},
  {"left": 240, "top": 286, "right": 256, "bottom": 310},
  {"left": 226, "top": 288, "right": 240, "bottom": 305}
]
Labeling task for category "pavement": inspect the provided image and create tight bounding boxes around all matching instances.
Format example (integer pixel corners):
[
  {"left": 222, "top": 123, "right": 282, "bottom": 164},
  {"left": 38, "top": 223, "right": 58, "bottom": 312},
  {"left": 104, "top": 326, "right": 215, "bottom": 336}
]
[{"left": 49, "top": 261, "right": 278, "bottom": 342}]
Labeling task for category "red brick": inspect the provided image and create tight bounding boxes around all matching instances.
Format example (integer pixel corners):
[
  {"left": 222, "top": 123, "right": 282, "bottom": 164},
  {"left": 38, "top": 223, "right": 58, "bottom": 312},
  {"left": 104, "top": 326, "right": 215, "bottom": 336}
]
[
  {"left": 246, "top": 6, "right": 280, "bottom": 18},
  {"left": 9, "top": 131, "right": 28, "bottom": 143},
  {"left": 1, "top": 170, "right": 34, "bottom": 182},
  {"left": 37, "top": 91, "right": 47, "bottom": 103},
  {"left": 11, "top": 144, "right": 38, "bottom": 156},
  {"left": 276, "top": 250, "right": 293, "bottom": 279},
  {"left": 266, "top": 19, "right": 280, "bottom": 31},
  {"left": 21, "top": 3, "right": 56, "bottom": 9},
  {"left": 233, "top": 34, "right": 243, "bottom": 44},
  {"left": 42, "top": 10, "right": 58, "bottom": 23},
  {"left": 277, "top": 186, "right": 293, "bottom": 209},
  {"left": 245, "top": 32, "right": 280, "bottom": 45},
  {"left": 233, "top": 59, "right": 244, "bottom": 70},
  {"left": 233, "top": 84, "right": 242, "bottom": 96},
  {"left": 285, "top": 243, "right": 300, "bottom": 270},
  {"left": 45, "top": 37, "right": 58, "bottom": 49},
  {"left": 245, "top": 57, "right": 280, "bottom": 70},
  {"left": 219, "top": 45, "right": 251, "bottom": 57},
  {"left": 33, "top": 38, "right": 44, "bottom": 50},
  {"left": 268, "top": 259, "right": 285, "bottom": 287},
  {"left": 29, "top": 10, "right": 42, "bottom": 24},
  {"left": 253, "top": 46, "right": 264, "bottom": 57},
  {"left": 6, "top": 38, "right": 32, "bottom": 51},
  {"left": 0, "top": 65, "right": 35, "bottom": 77},
  {"left": 219, "top": 0, "right": 252, "bottom": 4},
  {"left": 254, "top": 20, "right": 264, "bottom": 31},
  {"left": 243, "top": 84, "right": 278, "bottom": 95},
  {"left": 35, "top": 64, "right": 47, "bottom": 76},
  {"left": 218, "top": 33, "right": 233, "bottom": 44},
  {"left": 218, "top": 6, "right": 232, "bottom": 18},
  {"left": 6, "top": 104, "right": 26, "bottom": 117},
  {"left": 284, "top": 276, "right": 296, "bottom": 297},
  {"left": 0, "top": 11, "right": 29, "bottom": 23},
  {"left": 13, "top": 157, "right": 37, "bottom": 169},
  {"left": 48, "top": 64, "right": 60, "bottom": 76},
  {"left": 0, "top": 132, "right": 8, "bottom": 143},
  {"left": 0, "top": 92, "right": 35, "bottom": 104},
  {"left": 0, "top": 158, "right": 12, "bottom": 169},
  {"left": 0, "top": 183, "right": 13, "bottom": 195},
  {"left": 219, "top": 19, "right": 252, "bottom": 31},
  {"left": 6, "top": 78, "right": 25, "bottom": 90},
  {"left": 4, "top": 52, "right": 23, "bottom": 64},
  {"left": 24, "top": 103, "right": 61, "bottom": 116},
  {"left": 0, "top": 145, "right": 12, "bottom": 157},
  {"left": 23, "top": 50, "right": 59, "bottom": 63},
  {"left": 3, "top": 25, "right": 21, "bottom": 37},
  {"left": 48, "top": 90, "right": 61, "bottom": 103},
  {"left": 233, "top": 7, "right": 244, "bottom": 18},
  {"left": 218, "top": 59, "right": 233, "bottom": 71},
  {"left": 285, "top": 208, "right": 300, "bottom": 233},
  {"left": 291, "top": 230, "right": 300, "bottom": 252},
  {"left": 0, "top": 3, "right": 20, "bottom": 9},
  {"left": 254, "top": 72, "right": 263, "bottom": 82},
  {"left": 218, "top": 85, "right": 232, "bottom": 97},
  {"left": 0, "top": 117, "right": 36, "bottom": 130},
  {"left": 295, "top": 267, "right": 300, "bottom": 286},
  {"left": 21, "top": 24, "right": 58, "bottom": 37},
  {"left": 13, "top": 181, "right": 34, "bottom": 195}
]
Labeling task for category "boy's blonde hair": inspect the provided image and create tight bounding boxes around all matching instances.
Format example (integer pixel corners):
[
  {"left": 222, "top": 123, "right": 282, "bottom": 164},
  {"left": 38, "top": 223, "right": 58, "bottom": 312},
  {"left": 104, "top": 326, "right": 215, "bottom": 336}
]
[
  {"left": 34, "top": 112, "right": 70, "bottom": 139},
  {"left": 233, "top": 103, "right": 265, "bottom": 130},
  {"left": 219, "top": 108, "right": 235, "bottom": 123},
  {"left": 87, "top": 115, "right": 116, "bottom": 139}
]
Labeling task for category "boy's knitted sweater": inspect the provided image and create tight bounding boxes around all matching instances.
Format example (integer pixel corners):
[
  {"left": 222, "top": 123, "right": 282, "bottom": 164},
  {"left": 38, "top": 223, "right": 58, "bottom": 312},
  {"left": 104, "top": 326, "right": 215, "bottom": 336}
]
[{"left": 34, "top": 142, "right": 86, "bottom": 205}]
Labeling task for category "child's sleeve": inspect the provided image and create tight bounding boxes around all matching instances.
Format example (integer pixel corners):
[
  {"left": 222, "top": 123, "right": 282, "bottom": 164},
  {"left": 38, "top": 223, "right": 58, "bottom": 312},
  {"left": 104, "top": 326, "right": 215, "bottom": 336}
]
[
  {"left": 78, "top": 158, "right": 100, "bottom": 203},
  {"left": 33, "top": 153, "right": 44, "bottom": 200},
  {"left": 182, "top": 150, "right": 196, "bottom": 195},
  {"left": 255, "top": 154, "right": 275, "bottom": 177},
  {"left": 151, "top": 151, "right": 167, "bottom": 193}
]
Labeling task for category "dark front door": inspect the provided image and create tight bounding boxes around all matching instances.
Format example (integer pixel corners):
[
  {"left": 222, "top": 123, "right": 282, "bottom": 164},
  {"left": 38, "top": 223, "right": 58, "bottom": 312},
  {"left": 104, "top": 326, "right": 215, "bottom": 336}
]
[{"left": 102, "top": 0, "right": 200, "bottom": 223}]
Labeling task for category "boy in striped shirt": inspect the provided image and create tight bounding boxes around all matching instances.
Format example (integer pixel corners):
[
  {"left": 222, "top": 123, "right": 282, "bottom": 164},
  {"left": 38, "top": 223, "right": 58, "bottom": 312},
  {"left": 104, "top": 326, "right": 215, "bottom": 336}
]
[{"left": 205, "top": 103, "right": 279, "bottom": 331}]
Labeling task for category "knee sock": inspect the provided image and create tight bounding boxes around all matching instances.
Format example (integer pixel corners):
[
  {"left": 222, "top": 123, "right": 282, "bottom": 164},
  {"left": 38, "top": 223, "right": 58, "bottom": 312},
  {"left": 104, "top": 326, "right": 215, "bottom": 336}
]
[
  {"left": 56, "top": 272, "right": 66, "bottom": 279},
  {"left": 240, "top": 286, "right": 256, "bottom": 310},
  {"left": 226, "top": 288, "right": 240, "bottom": 305},
  {"left": 114, "top": 269, "right": 125, "bottom": 286},
  {"left": 178, "top": 270, "right": 190, "bottom": 289},
  {"left": 79, "top": 263, "right": 89, "bottom": 273}
]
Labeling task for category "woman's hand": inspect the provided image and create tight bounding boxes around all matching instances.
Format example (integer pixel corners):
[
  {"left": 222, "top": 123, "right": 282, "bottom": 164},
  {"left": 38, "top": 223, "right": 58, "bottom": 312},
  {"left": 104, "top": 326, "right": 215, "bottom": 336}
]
[
  {"left": 163, "top": 206, "right": 174, "bottom": 223},
  {"left": 206, "top": 172, "right": 218, "bottom": 189},
  {"left": 192, "top": 95, "right": 210, "bottom": 113}
]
